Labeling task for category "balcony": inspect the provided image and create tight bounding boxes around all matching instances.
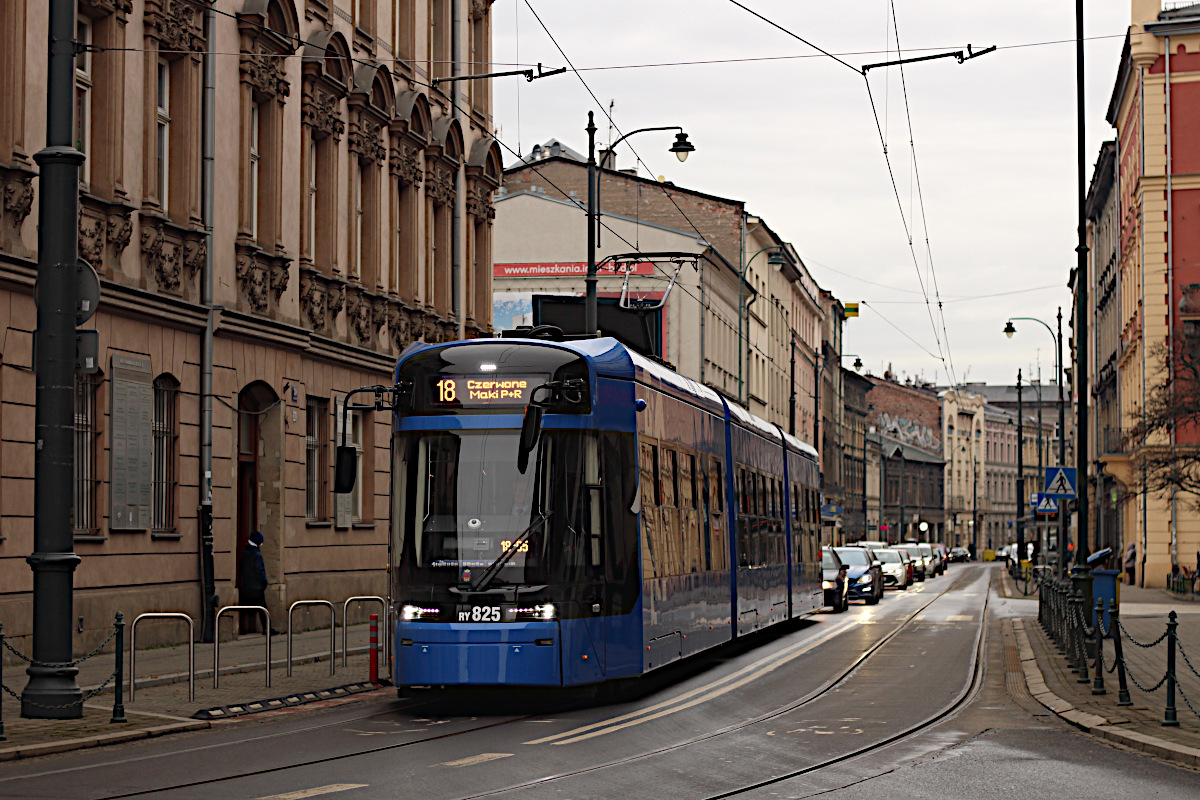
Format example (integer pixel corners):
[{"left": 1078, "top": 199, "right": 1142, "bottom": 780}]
[{"left": 1101, "top": 426, "right": 1130, "bottom": 455}]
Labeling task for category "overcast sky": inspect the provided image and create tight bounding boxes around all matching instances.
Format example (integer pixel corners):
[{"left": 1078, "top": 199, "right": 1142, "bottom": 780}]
[{"left": 489, "top": 0, "right": 1134, "bottom": 387}]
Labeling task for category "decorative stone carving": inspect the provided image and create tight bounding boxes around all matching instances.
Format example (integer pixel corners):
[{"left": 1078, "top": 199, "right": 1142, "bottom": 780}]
[
  {"left": 270, "top": 260, "right": 290, "bottom": 299},
  {"left": 236, "top": 249, "right": 269, "bottom": 313},
  {"left": 242, "top": 46, "right": 291, "bottom": 101},
  {"left": 304, "top": 87, "right": 345, "bottom": 139},
  {"left": 79, "top": 216, "right": 105, "bottom": 269},
  {"left": 0, "top": 167, "right": 35, "bottom": 258},
  {"left": 426, "top": 163, "right": 455, "bottom": 206},
  {"left": 145, "top": 0, "right": 203, "bottom": 53},
  {"left": 345, "top": 286, "right": 384, "bottom": 343},
  {"left": 299, "top": 268, "right": 348, "bottom": 332},
  {"left": 388, "top": 302, "right": 412, "bottom": 349},
  {"left": 140, "top": 212, "right": 202, "bottom": 295},
  {"left": 107, "top": 214, "right": 132, "bottom": 255},
  {"left": 79, "top": 0, "right": 133, "bottom": 20},
  {"left": 466, "top": 183, "right": 495, "bottom": 220},
  {"left": 350, "top": 118, "right": 386, "bottom": 165},
  {"left": 469, "top": 0, "right": 493, "bottom": 21},
  {"left": 390, "top": 142, "right": 423, "bottom": 186}
]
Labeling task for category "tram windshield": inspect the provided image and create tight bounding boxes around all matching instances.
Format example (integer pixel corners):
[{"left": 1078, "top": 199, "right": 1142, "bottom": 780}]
[{"left": 393, "top": 429, "right": 600, "bottom": 588}]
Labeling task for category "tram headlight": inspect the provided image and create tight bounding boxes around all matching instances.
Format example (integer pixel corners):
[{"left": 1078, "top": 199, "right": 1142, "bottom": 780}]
[
  {"left": 822, "top": 580, "right": 834, "bottom": 590},
  {"left": 513, "top": 603, "right": 556, "bottom": 621},
  {"left": 400, "top": 604, "right": 439, "bottom": 621}
]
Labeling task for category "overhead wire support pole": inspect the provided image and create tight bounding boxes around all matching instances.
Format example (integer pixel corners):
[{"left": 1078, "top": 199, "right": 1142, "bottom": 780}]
[{"left": 431, "top": 63, "right": 566, "bottom": 87}]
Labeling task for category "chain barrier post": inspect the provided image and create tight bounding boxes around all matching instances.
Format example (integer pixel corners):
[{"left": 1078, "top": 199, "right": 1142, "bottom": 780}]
[
  {"left": 369, "top": 613, "right": 379, "bottom": 685},
  {"left": 1110, "top": 602, "right": 1132, "bottom": 706},
  {"left": 1164, "top": 610, "right": 1179, "bottom": 727},
  {"left": 111, "top": 613, "right": 126, "bottom": 723},
  {"left": 1075, "top": 591, "right": 1090, "bottom": 684},
  {"left": 1091, "top": 599, "right": 1106, "bottom": 695},
  {"left": 1, "top": 622, "right": 6, "bottom": 741},
  {"left": 1066, "top": 587, "right": 1081, "bottom": 672}
]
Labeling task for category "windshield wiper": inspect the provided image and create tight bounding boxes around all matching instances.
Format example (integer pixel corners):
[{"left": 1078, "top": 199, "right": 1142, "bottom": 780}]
[{"left": 470, "top": 512, "right": 551, "bottom": 592}]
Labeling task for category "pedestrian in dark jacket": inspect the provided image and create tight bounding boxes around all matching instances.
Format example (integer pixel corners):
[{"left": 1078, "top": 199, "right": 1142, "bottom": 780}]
[{"left": 239, "top": 530, "right": 268, "bottom": 633}]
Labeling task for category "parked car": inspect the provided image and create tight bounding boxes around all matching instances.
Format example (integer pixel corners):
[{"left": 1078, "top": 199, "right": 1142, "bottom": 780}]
[
  {"left": 950, "top": 546, "right": 971, "bottom": 563},
  {"left": 874, "top": 547, "right": 911, "bottom": 589},
  {"left": 896, "top": 544, "right": 927, "bottom": 581},
  {"left": 921, "top": 542, "right": 945, "bottom": 575},
  {"left": 821, "top": 546, "right": 849, "bottom": 612},
  {"left": 835, "top": 546, "right": 884, "bottom": 605}
]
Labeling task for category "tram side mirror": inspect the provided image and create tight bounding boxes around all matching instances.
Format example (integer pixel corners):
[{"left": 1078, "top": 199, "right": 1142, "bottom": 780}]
[
  {"left": 333, "top": 445, "right": 358, "bottom": 493},
  {"left": 517, "top": 404, "right": 544, "bottom": 474}
]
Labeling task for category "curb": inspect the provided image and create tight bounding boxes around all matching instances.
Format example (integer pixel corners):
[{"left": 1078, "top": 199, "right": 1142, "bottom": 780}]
[
  {"left": 0, "top": 719, "right": 210, "bottom": 763},
  {"left": 190, "top": 681, "right": 385, "bottom": 720},
  {"left": 1012, "top": 618, "right": 1200, "bottom": 771}
]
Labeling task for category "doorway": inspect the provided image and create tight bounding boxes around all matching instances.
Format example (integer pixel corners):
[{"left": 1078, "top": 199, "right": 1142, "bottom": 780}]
[{"left": 237, "top": 382, "right": 277, "bottom": 633}]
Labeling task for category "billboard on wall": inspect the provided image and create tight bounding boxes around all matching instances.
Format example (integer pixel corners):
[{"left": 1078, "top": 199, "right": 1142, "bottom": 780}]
[{"left": 493, "top": 262, "right": 657, "bottom": 278}]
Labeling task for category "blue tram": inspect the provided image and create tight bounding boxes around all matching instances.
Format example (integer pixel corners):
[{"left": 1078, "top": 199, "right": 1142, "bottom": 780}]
[{"left": 363, "top": 335, "right": 823, "bottom": 689}]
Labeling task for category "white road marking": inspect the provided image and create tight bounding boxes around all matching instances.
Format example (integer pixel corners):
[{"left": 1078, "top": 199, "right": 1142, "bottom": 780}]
[
  {"left": 440, "top": 753, "right": 513, "bottom": 767},
  {"left": 947, "top": 615, "right": 974, "bottom": 621},
  {"left": 528, "top": 617, "right": 860, "bottom": 746},
  {"left": 257, "top": 785, "right": 368, "bottom": 800}
]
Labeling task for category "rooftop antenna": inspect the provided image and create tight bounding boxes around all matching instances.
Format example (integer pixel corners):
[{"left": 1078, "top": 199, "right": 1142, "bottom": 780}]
[{"left": 606, "top": 99, "right": 616, "bottom": 148}]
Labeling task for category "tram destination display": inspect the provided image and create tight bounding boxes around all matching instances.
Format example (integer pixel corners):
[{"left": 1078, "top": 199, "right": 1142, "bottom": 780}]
[{"left": 428, "top": 373, "right": 545, "bottom": 408}]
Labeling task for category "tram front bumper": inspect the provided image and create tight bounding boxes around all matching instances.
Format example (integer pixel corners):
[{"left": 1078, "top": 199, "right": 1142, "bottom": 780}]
[{"left": 395, "top": 621, "right": 562, "bottom": 686}]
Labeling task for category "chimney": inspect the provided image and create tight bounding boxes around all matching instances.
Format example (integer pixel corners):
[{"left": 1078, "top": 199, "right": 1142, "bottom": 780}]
[{"left": 599, "top": 148, "right": 615, "bottom": 170}]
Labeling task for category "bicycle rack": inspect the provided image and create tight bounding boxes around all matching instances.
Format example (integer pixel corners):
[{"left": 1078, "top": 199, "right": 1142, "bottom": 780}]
[
  {"left": 130, "top": 613, "right": 195, "bottom": 702},
  {"left": 342, "top": 596, "right": 388, "bottom": 669},
  {"left": 287, "top": 600, "right": 336, "bottom": 677},
  {"left": 214, "top": 605, "right": 271, "bottom": 689}
]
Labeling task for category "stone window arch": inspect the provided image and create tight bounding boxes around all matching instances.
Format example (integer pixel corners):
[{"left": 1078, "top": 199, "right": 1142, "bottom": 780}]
[
  {"left": 389, "top": 92, "right": 430, "bottom": 307},
  {"left": 465, "top": 137, "right": 500, "bottom": 332},
  {"left": 300, "top": 31, "right": 349, "bottom": 277},
  {"left": 426, "top": 117, "right": 461, "bottom": 318},
  {"left": 235, "top": 0, "right": 299, "bottom": 316}
]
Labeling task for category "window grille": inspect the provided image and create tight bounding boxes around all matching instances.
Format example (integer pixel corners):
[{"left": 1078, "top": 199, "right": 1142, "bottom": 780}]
[
  {"left": 73, "top": 373, "right": 100, "bottom": 536},
  {"left": 306, "top": 397, "right": 329, "bottom": 520},
  {"left": 152, "top": 375, "right": 179, "bottom": 532}
]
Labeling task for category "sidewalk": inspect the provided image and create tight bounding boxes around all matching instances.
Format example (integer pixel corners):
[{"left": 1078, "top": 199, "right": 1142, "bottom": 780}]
[
  {"left": 1000, "top": 568, "right": 1200, "bottom": 770},
  {"left": 1, "top": 622, "right": 391, "bottom": 761}
]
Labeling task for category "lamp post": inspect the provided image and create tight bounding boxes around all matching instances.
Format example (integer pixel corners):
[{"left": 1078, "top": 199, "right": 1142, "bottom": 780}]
[
  {"left": 585, "top": 113, "right": 694, "bottom": 334},
  {"left": 738, "top": 245, "right": 788, "bottom": 405},
  {"left": 1005, "top": 309, "right": 1067, "bottom": 572}
]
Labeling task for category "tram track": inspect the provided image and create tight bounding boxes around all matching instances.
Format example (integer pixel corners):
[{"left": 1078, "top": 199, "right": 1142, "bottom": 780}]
[
  {"left": 2, "top": 567, "right": 985, "bottom": 799},
  {"left": 454, "top": 566, "right": 991, "bottom": 800}
]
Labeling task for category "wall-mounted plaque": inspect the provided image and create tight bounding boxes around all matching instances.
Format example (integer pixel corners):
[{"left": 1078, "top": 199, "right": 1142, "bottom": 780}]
[{"left": 110, "top": 354, "right": 153, "bottom": 531}]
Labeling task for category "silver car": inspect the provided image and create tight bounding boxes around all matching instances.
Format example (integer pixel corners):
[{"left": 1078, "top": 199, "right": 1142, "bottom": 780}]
[{"left": 874, "top": 547, "right": 911, "bottom": 589}]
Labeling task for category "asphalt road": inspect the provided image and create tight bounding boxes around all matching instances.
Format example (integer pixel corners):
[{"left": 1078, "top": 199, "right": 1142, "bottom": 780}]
[{"left": 0, "top": 564, "right": 1195, "bottom": 800}]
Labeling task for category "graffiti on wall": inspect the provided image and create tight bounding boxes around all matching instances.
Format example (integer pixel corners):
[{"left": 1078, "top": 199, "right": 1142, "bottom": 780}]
[{"left": 876, "top": 412, "right": 941, "bottom": 452}]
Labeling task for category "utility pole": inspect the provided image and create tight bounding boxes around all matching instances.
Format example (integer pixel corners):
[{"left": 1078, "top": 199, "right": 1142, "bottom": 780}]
[
  {"left": 584, "top": 112, "right": 598, "bottom": 335},
  {"left": 23, "top": 0, "right": 85, "bottom": 718},
  {"left": 1074, "top": 0, "right": 1091, "bottom": 572},
  {"left": 1016, "top": 369, "right": 1024, "bottom": 565}
]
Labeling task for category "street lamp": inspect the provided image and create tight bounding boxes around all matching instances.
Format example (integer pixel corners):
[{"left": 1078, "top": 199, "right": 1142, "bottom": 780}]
[
  {"left": 737, "top": 245, "right": 789, "bottom": 405},
  {"left": 1004, "top": 309, "right": 1066, "bottom": 572},
  {"left": 585, "top": 113, "right": 695, "bottom": 334},
  {"left": 842, "top": 354, "right": 864, "bottom": 372}
]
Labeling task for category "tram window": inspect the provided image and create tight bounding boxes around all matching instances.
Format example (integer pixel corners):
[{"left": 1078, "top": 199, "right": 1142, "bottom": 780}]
[
  {"left": 662, "top": 449, "right": 676, "bottom": 508},
  {"left": 713, "top": 460, "right": 724, "bottom": 512},
  {"left": 757, "top": 473, "right": 766, "bottom": 518},
  {"left": 691, "top": 453, "right": 700, "bottom": 510}
]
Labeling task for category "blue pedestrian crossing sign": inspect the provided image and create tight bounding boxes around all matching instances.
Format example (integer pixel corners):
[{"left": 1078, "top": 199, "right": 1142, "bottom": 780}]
[
  {"left": 1044, "top": 466, "right": 1077, "bottom": 498},
  {"left": 1034, "top": 494, "right": 1058, "bottom": 515}
]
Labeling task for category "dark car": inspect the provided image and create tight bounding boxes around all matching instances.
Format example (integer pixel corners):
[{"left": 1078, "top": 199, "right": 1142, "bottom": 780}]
[
  {"left": 821, "top": 546, "right": 849, "bottom": 613},
  {"left": 950, "top": 546, "right": 971, "bottom": 563},
  {"left": 835, "top": 546, "right": 883, "bottom": 605}
]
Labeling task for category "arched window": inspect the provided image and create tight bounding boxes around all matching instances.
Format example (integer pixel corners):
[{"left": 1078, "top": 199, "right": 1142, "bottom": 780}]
[{"left": 153, "top": 374, "right": 180, "bottom": 533}]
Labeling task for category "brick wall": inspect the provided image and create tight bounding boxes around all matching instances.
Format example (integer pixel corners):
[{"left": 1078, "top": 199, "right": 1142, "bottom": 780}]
[{"left": 865, "top": 378, "right": 942, "bottom": 456}]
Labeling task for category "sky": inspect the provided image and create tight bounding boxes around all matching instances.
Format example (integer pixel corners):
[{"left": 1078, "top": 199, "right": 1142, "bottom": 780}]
[{"left": 488, "top": 0, "right": 1135, "bottom": 387}]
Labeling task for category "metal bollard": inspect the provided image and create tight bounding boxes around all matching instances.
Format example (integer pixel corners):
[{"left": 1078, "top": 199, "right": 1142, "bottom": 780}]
[
  {"left": 111, "top": 613, "right": 127, "bottom": 723},
  {"left": 1109, "top": 602, "right": 1132, "bottom": 706},
  {"left": 1091, "top": 599, "right": 1106, "bottom": 696},
  {"left": 369, "top": 614, "right": 379, "bottom": 685},
  {"left": 1, "top": 622, "right": 6, "bottom": 742},
  {"left": 1074, "top": 591, "right": 1091, "bottom": 685},
  {"left": 1164, "top": 610, "right": 1179, "bottom": 727},
  {"left": 1066, "top": 589, "right": 1081, "bottom": 672}
]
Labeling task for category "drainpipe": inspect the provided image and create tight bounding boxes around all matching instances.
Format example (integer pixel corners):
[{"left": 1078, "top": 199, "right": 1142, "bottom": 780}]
[
  {"left": 1166, "top": 37, "right": 1178, "bottom": 570},
  {"left": 699, "top": 253, "right": 706, "bottom": 385},
  {"left": 1139, "top": 65, "right": 1148, "bottom": 586},
  {"left": 198, "top": 3, "right": 217, "bottom": 643},
  {"left": 452, "top": 0, "right": 465, "bottom": 340}
]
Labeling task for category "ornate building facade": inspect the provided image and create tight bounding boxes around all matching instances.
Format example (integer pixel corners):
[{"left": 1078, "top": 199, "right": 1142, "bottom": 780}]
[{"left": 0, "top": 0, "right": 499, "bottom": 653}]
